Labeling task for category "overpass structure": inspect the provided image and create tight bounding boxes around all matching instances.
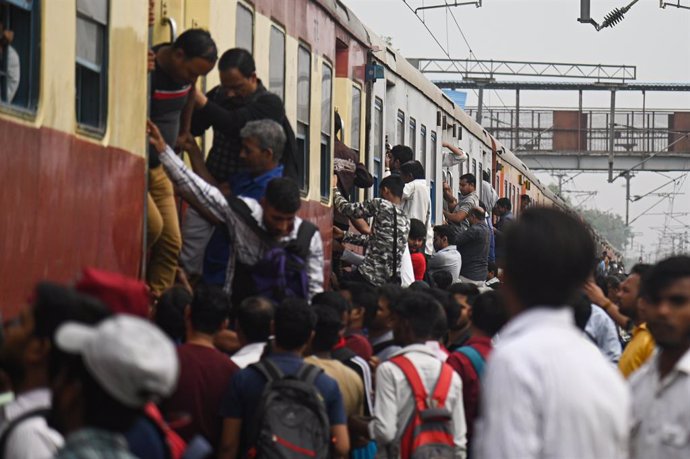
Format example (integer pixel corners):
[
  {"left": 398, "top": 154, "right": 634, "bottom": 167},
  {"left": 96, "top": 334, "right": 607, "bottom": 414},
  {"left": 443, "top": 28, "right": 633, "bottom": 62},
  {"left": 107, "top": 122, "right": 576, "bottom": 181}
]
[{"left": 411, "top": 58, "right": 690, "bottom": 177}]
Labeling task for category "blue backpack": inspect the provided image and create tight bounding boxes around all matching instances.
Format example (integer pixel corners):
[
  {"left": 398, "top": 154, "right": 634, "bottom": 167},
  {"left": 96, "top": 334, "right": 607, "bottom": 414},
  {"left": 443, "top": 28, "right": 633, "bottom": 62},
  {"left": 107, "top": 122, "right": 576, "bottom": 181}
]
[
  {"left": 229, "top": 198, "right": 317, "bottom": 303},
  {"left": 456, "top": 345, "right": 485, "bottom": 378}
]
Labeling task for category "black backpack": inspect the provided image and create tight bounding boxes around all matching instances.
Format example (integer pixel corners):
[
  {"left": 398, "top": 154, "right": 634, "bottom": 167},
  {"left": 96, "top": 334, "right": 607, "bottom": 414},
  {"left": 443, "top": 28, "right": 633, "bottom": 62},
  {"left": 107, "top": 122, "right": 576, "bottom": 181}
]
[{"left": 247, "top": 359, "right": 331, "bottom": 459}]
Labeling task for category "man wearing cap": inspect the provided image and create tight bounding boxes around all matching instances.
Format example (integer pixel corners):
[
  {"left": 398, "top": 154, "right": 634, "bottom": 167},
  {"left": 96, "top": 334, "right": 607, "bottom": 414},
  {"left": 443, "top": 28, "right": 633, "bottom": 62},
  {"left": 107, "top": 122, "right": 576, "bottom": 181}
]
[
  {"left": 0, "top": 283, "right": 108, "bottom": 459},
  {"left": 51, "top": 315, "right": 179, "bottom": 459}
]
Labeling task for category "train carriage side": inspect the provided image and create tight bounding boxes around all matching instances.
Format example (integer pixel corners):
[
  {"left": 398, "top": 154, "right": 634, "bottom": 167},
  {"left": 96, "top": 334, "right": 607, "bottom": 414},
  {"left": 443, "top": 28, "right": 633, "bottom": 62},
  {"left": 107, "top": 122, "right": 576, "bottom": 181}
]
[
  {"left": 151, "top": 0, "right": 373, "bottom": 285},
  {"left": 0, "top": 0, "right": 149, "bottom": 317}
]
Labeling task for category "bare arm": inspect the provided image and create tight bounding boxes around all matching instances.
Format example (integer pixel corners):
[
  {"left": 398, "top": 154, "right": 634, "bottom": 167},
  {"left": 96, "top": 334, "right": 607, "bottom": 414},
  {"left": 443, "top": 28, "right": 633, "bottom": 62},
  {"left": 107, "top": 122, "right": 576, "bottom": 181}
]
[
  {"left": 350, "top": 218, "right": 372, "bottom": 235},
  {"left": 218, "top": 418, "right": 242, "bottom": 459},
  {"left": 444, "top": 209, "right": 468, "bottom": 224},
  {"left": 583, "top": 280, "right": 631, "bottom": 328},
  {"left": 331, "top": 424, "right": 350, "bottom": 459}
]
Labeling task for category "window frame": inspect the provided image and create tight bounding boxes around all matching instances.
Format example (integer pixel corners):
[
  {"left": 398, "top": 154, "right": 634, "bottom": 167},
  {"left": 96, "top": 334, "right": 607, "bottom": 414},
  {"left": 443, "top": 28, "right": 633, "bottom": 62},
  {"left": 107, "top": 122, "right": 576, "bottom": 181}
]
[
  {"left": 430, "top": 130, "right": 437, "bottom": 223},
  {"left": 295, "top": 44, "right": 311, "bottom": 193},
  {"left": 320, "top": 62, "right": 332, "bottom": 201},
  {"left": 235, "top": 2, "right": 254, "bottom": 52},
  {"left": 75, "top": 0, "right": 109, "bottom": 135},
  {"left": 396, "top": 109, "right": 405, "bottom": 145},
  {"left": 0, "top": 0, "right": 41, "bottom": 115},
  {"left": 420, "top": 124, "right": 427, "bottom": 166},
  {"left": 268, "top": 24, "right": 285, "bottom": 101},
  {"left": 408, "top": 117, "right": 416, "bottom": 152},
  {"left": 373, "top": 97, "right": 384, "bottom": 197},
  {"left": 350, "top": 84, "right": 361, "bottom": 152}
]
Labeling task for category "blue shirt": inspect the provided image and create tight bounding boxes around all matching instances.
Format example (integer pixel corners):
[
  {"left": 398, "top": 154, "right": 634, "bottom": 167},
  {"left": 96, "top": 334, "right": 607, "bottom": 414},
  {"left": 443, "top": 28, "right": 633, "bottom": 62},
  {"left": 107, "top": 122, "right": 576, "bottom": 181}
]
[
  {"left": 203, "top": 165, "right": 284, "bottom": 285},
  {"left": 231, "top": 164, "right": 284, "bottom": 200},
  {"left": 220, "top": 353, "right": 346, "bottom": 456}
]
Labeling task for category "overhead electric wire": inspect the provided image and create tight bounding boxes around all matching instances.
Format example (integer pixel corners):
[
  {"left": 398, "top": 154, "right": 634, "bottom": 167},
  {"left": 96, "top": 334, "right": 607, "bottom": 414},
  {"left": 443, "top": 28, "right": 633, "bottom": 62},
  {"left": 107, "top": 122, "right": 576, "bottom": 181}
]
[
  {"left": 442, "top": 0, "right": 510, "bottom": 111},
  {"left": 401, "top": 0, "right": 497, "bottom": 116}
]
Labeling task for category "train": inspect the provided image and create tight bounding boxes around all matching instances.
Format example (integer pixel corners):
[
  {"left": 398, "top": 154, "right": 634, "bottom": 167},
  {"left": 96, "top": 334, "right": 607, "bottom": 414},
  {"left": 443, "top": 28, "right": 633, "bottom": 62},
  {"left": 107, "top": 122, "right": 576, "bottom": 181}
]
[{"left": 0, "top": 0, "right": 617, "bottom": 317}]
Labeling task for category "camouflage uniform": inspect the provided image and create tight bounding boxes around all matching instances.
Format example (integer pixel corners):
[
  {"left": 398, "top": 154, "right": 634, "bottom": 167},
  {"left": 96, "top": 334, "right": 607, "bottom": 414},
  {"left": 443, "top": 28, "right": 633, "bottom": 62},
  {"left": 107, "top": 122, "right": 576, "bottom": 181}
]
[{"left": 333, "top": 189, "right": 410, "bottom": 286}]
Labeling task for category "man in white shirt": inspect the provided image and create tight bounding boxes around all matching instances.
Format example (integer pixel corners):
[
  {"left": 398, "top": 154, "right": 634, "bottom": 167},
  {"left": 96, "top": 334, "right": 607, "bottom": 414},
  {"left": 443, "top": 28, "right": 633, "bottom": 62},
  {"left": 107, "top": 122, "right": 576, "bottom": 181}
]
[
  {"left": 0, "top": 23, "right": 20, "bottom": 103},
  {"left": 474, "top": 207, "right": 630, "bottom": 459},
  {"left": 230, "top": 297, "right": 273, "bottom": 369},
  {"left": 355, "top": 291, "right": 467, "bottom": 459},
  {"left": 400, "top": 161, "right": 432, "bottom": 254},
  {"left": 0, "top": 283, "right": 109, "bottom": 458},
  {"left": 428, "top": 225, "right": 462, "bottom": 283},
  {"left": 630, "top": 255, "right": 690, "bottom": 459}
]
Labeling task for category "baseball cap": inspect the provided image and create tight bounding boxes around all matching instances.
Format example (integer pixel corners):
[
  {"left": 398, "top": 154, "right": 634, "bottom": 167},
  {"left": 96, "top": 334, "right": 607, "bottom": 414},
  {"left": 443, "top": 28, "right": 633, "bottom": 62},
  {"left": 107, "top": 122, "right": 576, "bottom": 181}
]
[
  {"left": 55, "top": 315, "right": 179, "bottom": 408},
  {"left": 75, "top": 267, "right": 150, "bottom": 318}
]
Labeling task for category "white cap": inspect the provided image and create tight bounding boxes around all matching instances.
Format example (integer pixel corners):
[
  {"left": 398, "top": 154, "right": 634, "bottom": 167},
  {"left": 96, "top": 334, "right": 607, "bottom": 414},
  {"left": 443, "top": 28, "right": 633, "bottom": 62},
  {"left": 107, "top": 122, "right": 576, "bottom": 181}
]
[{"left": 55, "top": 315, "right": 179, "bottom": 408}]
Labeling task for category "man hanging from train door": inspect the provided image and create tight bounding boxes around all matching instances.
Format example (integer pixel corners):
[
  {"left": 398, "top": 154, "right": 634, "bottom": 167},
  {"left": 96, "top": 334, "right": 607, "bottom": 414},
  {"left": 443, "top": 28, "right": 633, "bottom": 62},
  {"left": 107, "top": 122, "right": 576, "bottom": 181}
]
[
  {"left": 147, "top": 29, "right": 218, "bottom": 298},
  {"left": 179, "top": 48, "right": 297, "bottom": 281}
]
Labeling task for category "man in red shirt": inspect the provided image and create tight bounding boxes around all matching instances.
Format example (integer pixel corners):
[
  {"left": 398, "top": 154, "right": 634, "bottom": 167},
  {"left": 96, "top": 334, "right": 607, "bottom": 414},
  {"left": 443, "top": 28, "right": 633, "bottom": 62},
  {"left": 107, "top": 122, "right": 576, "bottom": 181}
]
[
  {"left": 408, "top": 219, "right": 428, "bottom": 281},
  {"left": 446, "top": 290, "right": 508, "bottom": 448},
  {"left": 161, "top": 285, "right": 238, "bottom": 448}
]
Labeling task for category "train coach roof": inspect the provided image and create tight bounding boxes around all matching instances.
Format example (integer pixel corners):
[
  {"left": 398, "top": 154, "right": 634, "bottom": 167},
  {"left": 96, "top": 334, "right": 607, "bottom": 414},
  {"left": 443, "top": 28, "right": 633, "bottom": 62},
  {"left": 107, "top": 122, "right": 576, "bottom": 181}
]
[
  {"left": 361, "top": 24, "right": 493, "bottom": 151},
  {"left": 317, "top": 0, "right": 372, "bottom": 47}
]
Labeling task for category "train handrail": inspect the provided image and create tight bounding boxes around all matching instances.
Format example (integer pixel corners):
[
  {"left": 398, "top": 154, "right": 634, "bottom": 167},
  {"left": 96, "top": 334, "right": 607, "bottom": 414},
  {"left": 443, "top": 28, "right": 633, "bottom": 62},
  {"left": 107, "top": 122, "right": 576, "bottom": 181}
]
[{"left": 162, "top": 16, "right": 177, "bottom": 43}]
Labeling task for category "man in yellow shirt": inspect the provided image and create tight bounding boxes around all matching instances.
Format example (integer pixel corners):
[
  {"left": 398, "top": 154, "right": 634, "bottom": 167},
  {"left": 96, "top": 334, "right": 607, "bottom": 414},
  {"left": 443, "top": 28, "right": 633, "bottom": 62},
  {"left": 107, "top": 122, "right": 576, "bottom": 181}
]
[{"left": 617, "top": 264, "right": 655, "bottom": 378}]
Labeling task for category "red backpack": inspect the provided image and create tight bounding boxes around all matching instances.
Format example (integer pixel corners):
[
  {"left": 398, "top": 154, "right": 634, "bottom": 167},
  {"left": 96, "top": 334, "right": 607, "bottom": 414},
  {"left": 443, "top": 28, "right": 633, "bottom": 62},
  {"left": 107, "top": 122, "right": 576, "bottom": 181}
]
[{"left": 390, "top": 356, "right": 456, "bottom": 459}]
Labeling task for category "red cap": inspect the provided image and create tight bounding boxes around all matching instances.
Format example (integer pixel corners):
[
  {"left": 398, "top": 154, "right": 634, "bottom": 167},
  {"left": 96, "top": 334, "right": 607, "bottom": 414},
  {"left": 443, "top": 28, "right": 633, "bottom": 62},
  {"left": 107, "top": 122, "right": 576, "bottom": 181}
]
[{"left": 75, "top": 268, "right": 150, "bottom": 318}]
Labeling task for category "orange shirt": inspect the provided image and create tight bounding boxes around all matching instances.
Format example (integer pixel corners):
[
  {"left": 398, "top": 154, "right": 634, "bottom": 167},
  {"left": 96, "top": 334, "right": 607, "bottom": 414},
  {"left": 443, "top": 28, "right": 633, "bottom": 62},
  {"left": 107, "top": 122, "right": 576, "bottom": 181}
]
[{"left": 618, "top": 323, "right": 655, "bottom": 378}]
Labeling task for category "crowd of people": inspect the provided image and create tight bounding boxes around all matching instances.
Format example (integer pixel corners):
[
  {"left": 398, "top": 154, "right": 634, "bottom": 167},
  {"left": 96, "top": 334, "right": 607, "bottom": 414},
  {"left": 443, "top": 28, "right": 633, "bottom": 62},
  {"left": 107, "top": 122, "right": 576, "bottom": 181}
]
[{"left": 2, "top": 20, "right": 690, "bottom": 459}]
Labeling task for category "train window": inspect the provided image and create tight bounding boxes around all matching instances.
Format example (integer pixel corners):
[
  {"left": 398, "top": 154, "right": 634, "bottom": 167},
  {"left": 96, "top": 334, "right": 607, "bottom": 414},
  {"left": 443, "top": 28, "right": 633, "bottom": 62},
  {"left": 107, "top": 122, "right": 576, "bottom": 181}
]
[
  {"left": 0, "top": 0, "right": 39, "bottom": 111},
  {"left": 478, "top": 161, "right": 483, "bottom": 202},
  {"left": 504, "top": 179, "right": 508, "bottom": 199},
  {"left": 408, "top": 117, "right": 416, "bottom": 152},
  {"left": 373, "top": 97, "right": 383, "bottom": 197},
  {"left": 458, "top": 127, "right": 463, "bottom": 140},
  {"left": 296, "top": 45, "right": 310, "bottom": 192},
  {"left": 236, "top": 3, "right": 253, "bottom": 51},
  {"left": 76, "top": 0, "right": 109, "bottom": 132},
  {"left": 472, "top": 159, "right": 477, "bottom": 180},
  {"left": 351, "top": 85, "right": 361, "bottom": 152},
  {"left": 430, "top": 130, "right": 437, "bottom": 222},
  {"left": 420, "top": 124, "right": 426, "bottom": 167},
  {"left": 396, "top": 110, "right": 404, "bottom": 144},
  {"left": 320, "top": 63, "right": 332, "bottom": 201},
  {"left": 268, "top": 25, "right": 285, "bottom": 101}
]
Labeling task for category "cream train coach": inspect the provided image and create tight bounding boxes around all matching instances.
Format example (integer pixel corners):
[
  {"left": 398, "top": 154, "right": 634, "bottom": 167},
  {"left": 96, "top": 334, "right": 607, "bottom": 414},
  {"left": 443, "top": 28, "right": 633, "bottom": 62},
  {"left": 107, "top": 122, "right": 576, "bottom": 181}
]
[{"left": 0, "top": 0, "right": 611, "bottom": 316}]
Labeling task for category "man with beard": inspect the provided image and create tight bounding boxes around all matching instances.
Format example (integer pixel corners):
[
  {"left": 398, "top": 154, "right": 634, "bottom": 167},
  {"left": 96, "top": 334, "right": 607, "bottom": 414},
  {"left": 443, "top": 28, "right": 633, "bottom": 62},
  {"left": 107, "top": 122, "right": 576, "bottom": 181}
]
[
  {"left": 630, "top": 256, "right": 690, "bottom": 459},
  {"left": 180, "top": 48, "right": 294, "bottom": 278},
  {"left": 0, "top": 284, "right": 108, "bottom": 458},
  {"left": 616, "top": 264, "right": 655, "bottom": 378}
]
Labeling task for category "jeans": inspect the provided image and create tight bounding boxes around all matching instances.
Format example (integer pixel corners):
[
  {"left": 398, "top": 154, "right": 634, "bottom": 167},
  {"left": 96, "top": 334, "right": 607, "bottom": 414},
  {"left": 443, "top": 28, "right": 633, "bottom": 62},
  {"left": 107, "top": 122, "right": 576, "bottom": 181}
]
[{"left": 146, "top": 166, "right": 181, "bottom": 296}]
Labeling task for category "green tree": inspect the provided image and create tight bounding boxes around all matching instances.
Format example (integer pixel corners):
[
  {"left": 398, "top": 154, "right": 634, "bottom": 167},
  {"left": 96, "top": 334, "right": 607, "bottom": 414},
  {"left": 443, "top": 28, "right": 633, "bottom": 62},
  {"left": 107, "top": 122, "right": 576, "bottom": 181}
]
[
  {"left": 547, "top": 183, "right": 630, "bottom": 250},
  {"left": 578, "top": 208, "right": 632, "bottom": 251}
]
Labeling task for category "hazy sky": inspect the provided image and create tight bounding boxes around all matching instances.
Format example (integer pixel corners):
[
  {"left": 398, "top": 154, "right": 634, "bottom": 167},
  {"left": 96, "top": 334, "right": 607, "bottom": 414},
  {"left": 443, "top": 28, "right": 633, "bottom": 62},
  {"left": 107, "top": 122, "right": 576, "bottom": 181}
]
[{"left": 344, "top": 0, "right": 690, "bottom": 261}]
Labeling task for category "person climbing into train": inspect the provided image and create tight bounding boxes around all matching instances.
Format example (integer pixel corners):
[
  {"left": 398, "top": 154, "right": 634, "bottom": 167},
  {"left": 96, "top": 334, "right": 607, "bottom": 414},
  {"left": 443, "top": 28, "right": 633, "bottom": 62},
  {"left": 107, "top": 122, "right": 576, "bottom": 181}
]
[
  {"left": 148, "top": 120, "right": 324, "bottom": 305},
  {"left": 443, "top": 173, "right": 480, "bottom": 232},
  {"left": 178, "top": 119, "right": 287, "bottom": 286},
  {"left": 180, "top": 48, "right": 296, "bottom": 281},
  {"left": 332, "top": 175, "right": 410, "bottom": 287},
  {"left": 147, "top": 28, "right": 218, "bottom": 298}
]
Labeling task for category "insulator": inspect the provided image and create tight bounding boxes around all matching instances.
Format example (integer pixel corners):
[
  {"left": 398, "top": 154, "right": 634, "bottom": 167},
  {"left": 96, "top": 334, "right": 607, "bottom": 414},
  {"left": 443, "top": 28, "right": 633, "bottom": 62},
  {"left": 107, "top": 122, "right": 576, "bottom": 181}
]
[{"left": 601, "top": 7, "right": 625, "bottom": 28}]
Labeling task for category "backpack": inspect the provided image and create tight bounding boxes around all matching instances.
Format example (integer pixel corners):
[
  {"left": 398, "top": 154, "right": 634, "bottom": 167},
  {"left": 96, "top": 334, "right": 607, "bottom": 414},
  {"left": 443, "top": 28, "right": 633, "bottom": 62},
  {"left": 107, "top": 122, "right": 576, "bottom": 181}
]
[
  {"left": 456, "top": 346, "right": 486, "bottom": 379},
  {"left": 390, "top": 355, "right": 456, "bottom": 459},
  {"left": 229, "top": 198, "right": 318, "bottom": 303},
  {"left": 0, "top": 408, "right": 51, "bottom": 459},
  {"left": 247, "top": 359, "right": 331, "bottom": 459}
]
